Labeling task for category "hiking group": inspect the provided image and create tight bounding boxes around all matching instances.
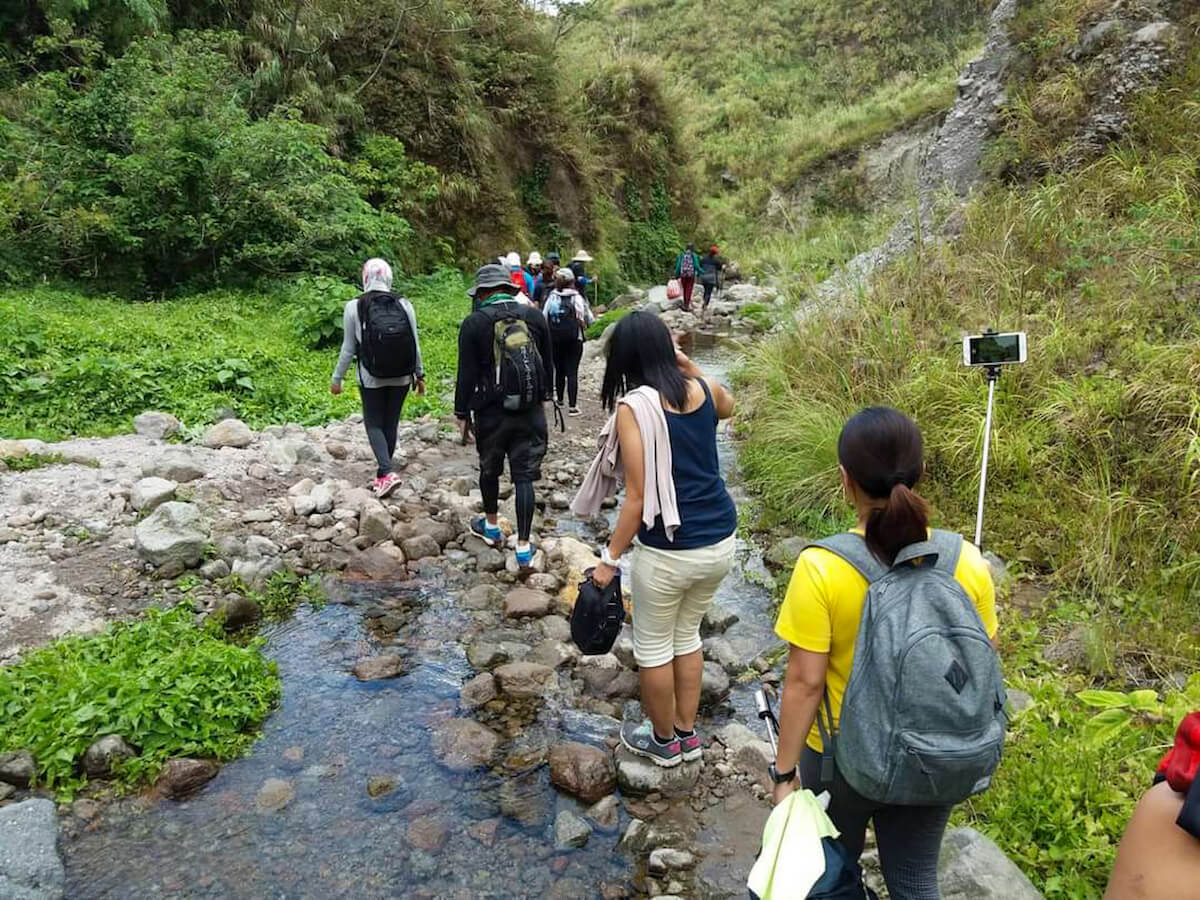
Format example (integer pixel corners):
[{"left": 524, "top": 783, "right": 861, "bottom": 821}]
[
  {"left": 329, "top": 256, "right": 1193, "bottom": 900},
  {"left": 673, "top": 241, "right": 724, "bottom": 312}
]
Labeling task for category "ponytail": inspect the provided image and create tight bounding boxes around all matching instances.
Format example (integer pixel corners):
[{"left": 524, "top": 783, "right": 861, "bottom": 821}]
[{"left": 838, "top": 407, "right": 929, "bottom": 566}]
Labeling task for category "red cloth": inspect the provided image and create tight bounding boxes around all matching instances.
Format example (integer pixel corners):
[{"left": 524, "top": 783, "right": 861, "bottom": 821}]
[{"left": 1158, "top": 712, "right": 1200, "bottom": 793}]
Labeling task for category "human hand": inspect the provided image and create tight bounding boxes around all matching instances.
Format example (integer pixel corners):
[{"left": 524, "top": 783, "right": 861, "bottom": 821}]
[
  {"left": 459, "top": 418, "right": 474, "bottom": 446},
  {"left": 330, "top": 382, "right": 342, "bottom": 396},
  {"left": 415, "top": 377, "right": 426, "bottom": 397},
  {"left": 772, "top": 780, "right": 798, "bottom": 806},
  {"left": 590, "top": 561, "right": 618, "bottom": 588}
]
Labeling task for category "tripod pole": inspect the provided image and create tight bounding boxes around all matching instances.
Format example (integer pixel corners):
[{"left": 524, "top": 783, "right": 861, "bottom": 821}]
[{"left": 974, "top": 369, "right": 999, "bottom": 548}]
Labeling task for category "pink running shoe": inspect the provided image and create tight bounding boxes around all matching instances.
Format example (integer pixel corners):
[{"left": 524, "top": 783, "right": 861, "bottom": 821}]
[
  {"left": 677, "top": 730, "right": 703, "bottom": 762},
  {"left": 374, "top": 472, "right": 402, "bottom": 498}
]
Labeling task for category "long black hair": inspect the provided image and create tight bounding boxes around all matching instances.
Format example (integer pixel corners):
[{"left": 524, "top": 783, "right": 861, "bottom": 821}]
[
  {"left": 600, "top": 311, "right": 689, "bottom": 412},
  {"left": 837, "top": 407, "right": 929, "bottom": 565}
]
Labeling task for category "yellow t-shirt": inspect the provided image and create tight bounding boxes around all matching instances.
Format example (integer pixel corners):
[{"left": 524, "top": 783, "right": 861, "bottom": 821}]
[{"left": 774, "top": 530, "right": 998, "bottom": 752}]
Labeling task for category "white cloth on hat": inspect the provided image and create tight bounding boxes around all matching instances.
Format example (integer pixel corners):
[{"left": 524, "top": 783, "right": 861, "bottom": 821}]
[
  {"left": 528, "top": 251, "right": 543, "bottom": 267},
  {"left": 505, "top": 251, "right": 522, "bottom": 268},
  {"left": 362, "top": 258, "right": 393, "bottom": 293}
]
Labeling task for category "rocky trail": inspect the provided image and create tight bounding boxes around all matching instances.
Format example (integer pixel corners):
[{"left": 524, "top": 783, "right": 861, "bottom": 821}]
[{"left": 1, "top": 289, "right": 1036, "bottom": 899}]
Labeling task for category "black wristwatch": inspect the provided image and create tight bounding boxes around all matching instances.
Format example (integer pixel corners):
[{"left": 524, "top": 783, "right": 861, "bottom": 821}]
[{"left": 768, "top": 762, "right": 796, "bottom": 784}]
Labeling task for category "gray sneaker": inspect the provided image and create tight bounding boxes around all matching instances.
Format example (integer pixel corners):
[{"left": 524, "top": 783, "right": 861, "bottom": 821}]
[{"left": 621, "top": 720, "right": 682, "bottom": 768}]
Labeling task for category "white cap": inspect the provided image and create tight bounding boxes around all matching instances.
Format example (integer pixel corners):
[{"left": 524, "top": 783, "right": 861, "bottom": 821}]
[
  {"left": 505, "top": 251, "right": 521, "bottom": 268},
  {"left": 528, "top": 251, "right": 543, "bottom": 267}
]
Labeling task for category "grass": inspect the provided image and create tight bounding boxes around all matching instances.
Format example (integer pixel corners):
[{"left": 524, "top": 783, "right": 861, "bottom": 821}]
[
  {"left": 0, "top": 269, "right": 468, "bottom": 441},
  {"left": 586, "top": 305, "right": 635, "bottom": 340},
  {"left": 0, "top": 453, "right": 98, "bottom": 471},
  {"left": 0, "top": 605, "right": 281, "bottom": 800}
]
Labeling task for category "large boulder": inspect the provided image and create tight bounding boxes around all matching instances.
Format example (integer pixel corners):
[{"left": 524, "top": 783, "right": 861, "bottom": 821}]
[
  {"left": 130, "top": 477, "right": 177, "bottom": 513},
  {"left": 549, "top": 742, "right": 617, "bottom": 804},
  {"left": 0, "top": 799, "right": 65, "bottom": 900},
  {"left": 133, "top": 411, "right": 181, "bottom": 440},
  {"left": 201, "top": 418, "right": 253, "bottom": 449},
  {"left": 134, "top": 502, "right": 207, "bottom": 568},
  {"left": 431, "top": 718, "right": 501, "bottom": 772},
  {"left": 939, "top": 827, "right": 1044, "bottom": 900},
  {"left": 144, "top": 448, "right": 206, "bottom": 483}
]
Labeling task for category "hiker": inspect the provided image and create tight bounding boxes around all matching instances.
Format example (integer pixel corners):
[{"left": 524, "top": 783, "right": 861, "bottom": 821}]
[
  {"left": 673, "top": 243, "right": 703, "bottom": 311},
  {"left": 330, "top": 258, "right": 425, "bottom": 498},
  {"left": 569, "top": 250, "right": 595, "bottom": 298},
  {"left": 455, "top": 263, "right": 553, "bottom": 569},
  {"left": 505, "top": 251, "right": 535, "bottom": 299},
  {"left": 580, "top": 311, "right": 737, "bottom": 768},
  {"left": 533, "top": 257, "right": 558, "bottom": 308},
  {"left": 526, "top": 251, "right": 543, "bottom": 280},
  {"left": 700, "top": 244, "right": 724, "bottom": 310},
  {"left": 770, "top": 407, "right": 1000, "bottom": 900},
  {"left": 544, "top": 268, "right": 595, "bottom": 417},
  {"left": 1105, "top": 711, "right": 1200, "bottom": 899}
]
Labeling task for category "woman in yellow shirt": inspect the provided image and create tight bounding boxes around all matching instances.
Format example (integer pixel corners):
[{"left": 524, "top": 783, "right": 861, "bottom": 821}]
[{"left": 772, "top": 407, "right": 997, "bottom": 900}]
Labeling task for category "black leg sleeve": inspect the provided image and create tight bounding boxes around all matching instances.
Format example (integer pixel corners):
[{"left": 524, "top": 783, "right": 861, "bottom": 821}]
[
  {"left": 514, "top": 480, "right": 535, "bottom": 543},
  {"left": 480, "top": 475, "right": 500, "bottom": 516}
]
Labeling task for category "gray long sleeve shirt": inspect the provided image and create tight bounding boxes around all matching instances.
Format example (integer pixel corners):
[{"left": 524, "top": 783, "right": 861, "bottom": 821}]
[{"left": 331, "top": 294, "right": 424, "bottom": 389}]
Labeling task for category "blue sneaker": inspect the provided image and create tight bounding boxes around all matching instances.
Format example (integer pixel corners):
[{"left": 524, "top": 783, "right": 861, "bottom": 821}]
[
  {"left": 470, "top": 516, "right": 502, "bottom": 547},
  {"left": 515, "top": 542, "right": 535, "bottom": 569}
]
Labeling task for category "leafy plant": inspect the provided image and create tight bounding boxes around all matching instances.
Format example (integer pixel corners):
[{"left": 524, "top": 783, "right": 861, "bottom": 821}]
[{"left": 1078, "top": 679, "right": 1200, "bottom": 748}]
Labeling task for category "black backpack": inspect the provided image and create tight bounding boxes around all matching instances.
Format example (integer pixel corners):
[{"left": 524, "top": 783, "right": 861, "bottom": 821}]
[
  {"left": 487, "top": 305, "right": 543, "bottom": 413},
  {"left": 546, "top": 292, "right": 580, "bottom": 342},
  {"left": 570, "top": 570, "right": 625, "bottom": 655},
  {"left": 357, "top": 293, "right": 417, "bottom": 379}
]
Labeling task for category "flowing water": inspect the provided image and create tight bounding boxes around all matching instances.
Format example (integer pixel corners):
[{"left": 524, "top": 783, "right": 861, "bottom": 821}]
[{"left": 61, "top": 340, "right": 777, "bottom": 899}]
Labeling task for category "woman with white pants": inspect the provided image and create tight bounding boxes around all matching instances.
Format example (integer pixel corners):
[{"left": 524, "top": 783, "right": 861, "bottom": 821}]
[{"left": 588, "top": 311, "right": 737, "bottom": 768}]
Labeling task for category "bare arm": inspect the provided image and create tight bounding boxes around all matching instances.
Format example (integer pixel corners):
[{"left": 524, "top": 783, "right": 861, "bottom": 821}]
[
  {"left": 591, "top": 405, "right": 644, "bottom": 587},
  {"left": 774, "top": 645, "right": 829, "bottom": 802},
  {"left": 1105, "top": 782, "right": 1200, "bottom": 899},
  {"left": 331, "top": 301, "right": 357, "bottom": 387}
]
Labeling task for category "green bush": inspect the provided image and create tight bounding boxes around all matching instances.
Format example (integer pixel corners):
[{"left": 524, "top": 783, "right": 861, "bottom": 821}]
[
  {"left": 0, "top": 604, "right": 280, "bottom": 799},
  {"left": 586, "top": 305, "right": 633, "bottom": 340}
]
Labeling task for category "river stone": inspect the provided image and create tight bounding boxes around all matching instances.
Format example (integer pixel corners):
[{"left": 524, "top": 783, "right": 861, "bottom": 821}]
[
  {"left": 585, "top": 794, "right": 620, "bottom": 832},
  {"left": 82, "top": 735, "right": 136, "bottom": 778},
  {"left": 0, "top": 799, "right": 65, "bottom": 900},
  {"left": 476, "top": 547, "right": 506, "bottom": 572},
  {"left": 156, "top": 758, "right": 219, "bottom": 800},
  {"left": 499, "top": 770, "right": 552, "bottom": 827},
  {"left": 309, "top": 483, "right": 335, "bottom": 514},
  {"left": 0, "top": 750, "right": 35, "bottom": 788},
  {"left": 460, "top": 673, "right": 498, "bottom": 709},
  {"left": 255, "top": 778, "right": 295, "bottom": 813},
  {"left": 529, "top": 639, "right": 578, "bottom": 670},
  {"left": 402, "top": 534, "right": 441, "bottom": 561},
  {"left": 734, "top": 740, "right": 773, "bottom": 783},
  {"left": 494, "top": 661, "right": 556, "bottom": 698},
  {"left": 0, "top": 784, "right": 13, "bottom": 802},
  {"left": 133, "top": 411, "right": 181, "bottom": 440},
  {"left": 213, "top": 595, "right": 261, "bottom": 631},
  {"left": 431, "top": 719, "right": 501, "bottom": 772},
  {"left": 359, "top": 500, "right": 392, "bottom": 545},
  {"left": 540, "top": 615, "right": 572, "bottom": 642},
  {"left": 135, "top": 501, "right": 206, "bottom": 567},
  {"left": 614, "top": 747, "right": 700, "bottom": 796},
  {"left": 130, "top": 477, "right": 177, "bottom": 513},
  {"left": 700, "top": 661, "right": 730, "bottom": 705},
  {"left": 504, "top": 587, "right": 554, "bottom": 619},
  {"left": 702, "top": 636, "right": 742, "bottom": 674},
  {"left": 649, "top": 848, "right": 696, "bottom": 874},
  {"left": 553, "top": 810, "right": 592, "bottom": 850},
  {"left": 411, "top": 516, "right": 456, "bottom": 548},
  {"left": 407, "top": 816, "right": 448, "bottom": 852},
  {"left": 549, "top": 742, "right": 617, "bottom": 804},
  {"left": 352, "top": 655, "right": 404, "bottom": 681},
  {"left": 939, "top": 827, "right": 1043, "bottom": 900},
  {"left": 201, "top": 418, "right": 253, "bottom": 449},
  {"left": 714, "top": 723, "right": 759, "bottom": 755},
  {"left": 765, "top": 535, "right": 806, "bottom": 569},
  {"left": 700, "top": 604, "right": 739, "bottom": 636},
  {"left": 145, "top": 448, "right": 206, "bottom": 483},
  {"left": 462, "top": 584, "right": 503, "bottom": 610}
]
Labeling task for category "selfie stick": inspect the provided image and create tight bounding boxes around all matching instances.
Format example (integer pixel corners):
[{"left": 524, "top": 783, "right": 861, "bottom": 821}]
[{"left": 974, "top": 329, "right": 1002, "bottom": 549}]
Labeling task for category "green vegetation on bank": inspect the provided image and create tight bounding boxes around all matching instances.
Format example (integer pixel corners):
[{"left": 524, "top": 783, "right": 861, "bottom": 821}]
[{"left": 0, "top": 605, "right": 281, "bottom": 800}]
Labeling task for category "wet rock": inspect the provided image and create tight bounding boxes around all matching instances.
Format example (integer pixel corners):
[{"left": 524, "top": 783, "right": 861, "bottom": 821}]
[
  {"left": 700, "top": 604, "right": 739, "bottom": 636},
  {"left": 213, "top": 595, "right": 261, "bottom": 631},
  {"left": 201, "top": 418, "right": 253, "bottom": 449},
  {"left": 467, "top": 818, "right": 500, "bottom": 847},
  {"left": 939, "top": 827, "right": 1043, "bottom": 899},
  {"left": 702, "top": 636, "right": 742, "bottom": 674},
  {"left": 549, "top": 742, "right": 617, "bottom": 804},
  {"left": 431, "top": 719, "right": 501, "bottom": 772},
  {"left": 529, "top": 639, "right": 579, "bottom": 670},
  {"left": 648, "top": 848, "right": 696, "bottom": 874},
  {"left": 476, "top": 547, "right": 506, "bottom": 572},
  {"left": 130, "top": 477, "right": 177, "bottom": 512},
  {"left": 346, "top": 546, "right": 407, "bottom": 580},
  {"left": 494, "top": 661, "right": 556, "bottom": 698},
  {"left": 135, "top": 501, "right": 207, "bottom": 568},
  {"left": 133, "top": 411, "right": 181, "bottom": 440},
  {"left": 82, "top": 734, "right": 137, "bottom": 778},
  {"left": 700, "top": 661, "right": 730, "bottom": 705},
  {"left": 505, "top": 587, "right": 554, "bottom": 619},
  {"left": 407, "top": 815, "right": 449, "bottom": 852},
  {"left": 540, "top": 615, "right": 572, "bottom": 642},
  {"left": 0, "top": 750, "right": 35, "bottom": 788},
  {"left": 553, "top": 809, "right": 592, "bottom": 850},
  {"left": 614, "top": 747, "right": 700, "bottom": 796},
  {"left": 0, "top": 799, "right": 64, "bottom": 900},
  {"left": 402, "top": 534, "right": 441, "bottom": 561},
  {"left": 499, "top": 771, "right": 552, "bottom": 826},
  {"left": 144, "top": 448, "right": 206, "bottom": 482},
  {"left": 585, "top": 794, "right": 620, "bottom": 832},
  {"left": 156, "top": 758, "right": 219, "bottom": 800},
  {"left": 366, "top": 775, "right": 401, "bottom": 799},
  {"left": 359, "top": 501, "right": 392, "bottom": 545},
  {"left": 467, "top": 641, "right": 509, "bottom": 670},
  {"left": 460, "top": 673, "right": 497, "bottom": 709},
  {"left": 460, "top": 584, "right": 502, "bottom": 610},
  {"left": 352, "top": 655, "right": 404, "bottom": 681},
  {"left": 255, "top": 778, "right": 295, "bottom": 813},
  {"left": 617, "top": 817, "right": 685, "bottom": 855}
]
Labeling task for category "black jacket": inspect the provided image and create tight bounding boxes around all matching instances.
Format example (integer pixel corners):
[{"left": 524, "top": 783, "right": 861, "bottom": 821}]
[{"left": 455, "top": 299, "right": 553, "bottom": 418}]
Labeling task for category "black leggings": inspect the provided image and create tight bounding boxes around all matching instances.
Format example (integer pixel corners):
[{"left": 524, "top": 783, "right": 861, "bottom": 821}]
[
  {"left": 800, "top": 747, "right": 952, "bottom": 900},
  {"left": 360, "top": 384, "right": 409, "bottom": 477},
  {"left": 702, "top": 280, "right": 716, "bottom": 307},
  {"left": 552, "top": 339, "right": 583, "bottom": 408}
]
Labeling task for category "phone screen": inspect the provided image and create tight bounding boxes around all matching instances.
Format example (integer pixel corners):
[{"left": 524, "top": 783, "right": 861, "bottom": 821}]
[{"left": 969, "top": 333, "right": 1023, "bottom": 365}]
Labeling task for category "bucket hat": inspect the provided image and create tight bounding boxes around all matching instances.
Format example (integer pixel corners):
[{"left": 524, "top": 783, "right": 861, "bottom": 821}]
[{"left": 468, "top": 263, "right": 516, "bottom": 298}]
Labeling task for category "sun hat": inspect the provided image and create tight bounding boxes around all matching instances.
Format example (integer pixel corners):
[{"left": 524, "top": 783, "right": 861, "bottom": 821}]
[
  {"left": 556, "top": 267, "right": 576, "bottom": 284},
  {"left": 504, "top": 251, "right": 522, "bottom": 268},
  {"left": 571, "top": 250, "right": 593, "bottom": 263},
  {"left": 468, "top": 263, "right": 516, "bottom": 298},
  {"left": 528, "top": 251, "right": 543, "bottom": 267}
]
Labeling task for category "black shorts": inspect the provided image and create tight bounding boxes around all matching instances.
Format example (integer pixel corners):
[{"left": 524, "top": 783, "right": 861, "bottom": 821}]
[{"left": 474, "top": 405, "right": 547, "bottom": 482}]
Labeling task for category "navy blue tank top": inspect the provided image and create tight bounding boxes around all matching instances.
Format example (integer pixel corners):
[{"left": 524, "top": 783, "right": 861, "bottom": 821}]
[{"left": 638, "top": 379, "right": 738, "bottom": 550}]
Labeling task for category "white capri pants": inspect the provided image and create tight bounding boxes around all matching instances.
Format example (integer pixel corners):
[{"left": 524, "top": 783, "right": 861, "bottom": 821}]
[{"left": 630, "top": 535, "right": 737, "bottom": 668}]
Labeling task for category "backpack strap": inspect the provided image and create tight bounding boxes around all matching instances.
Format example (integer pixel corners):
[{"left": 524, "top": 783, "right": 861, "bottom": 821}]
[{"left": 804, "top": 532, "right": 888, "bottom": 584}]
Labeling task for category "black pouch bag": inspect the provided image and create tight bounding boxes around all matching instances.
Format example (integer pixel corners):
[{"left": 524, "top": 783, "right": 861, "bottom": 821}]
[{"left": 570, "top": 569, "right": 625, "bottom": 655}]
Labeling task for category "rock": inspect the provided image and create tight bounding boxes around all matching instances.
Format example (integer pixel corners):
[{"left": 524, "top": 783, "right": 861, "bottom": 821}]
[
  {"left": 700, "top": 604, "right": 739, "bottom": 636},
  {"left": 198, "top": 558, "right": 230, "bottom": 580},
  {"left": 529, "top": 639, "right": 579, "bottom": 670},
  {"left": 156, "top": 758, "right": 219, "bottom": 800},
  {"left": 133, "top": 411, "right": 181, "bottom": 440},
  {"left": 351, "top": 655, "right": 404, "bottom": 681},
  {"left": 702, "top": 636, "right": 742, "bottom": 674},
  {"left": 366, "top": 774, "right": 401, "bottom": 799},
  {"left": 407, "top": 816, "right": 448, "bottom": 852},
  {"left": 134, "top": 501, "right": 207, "bottom": 568},
  {"left": 0, "top": 799, "right": 65, "bottom": 900},
  {"left": 549, "top": 742, "right": 617, "bottom": 804},
  {"left": 288, "top": 477, "right": 315, "bottom": 497},
  {"left": 939, "top": 827, "right": 1043, "bottom": 900},
  {"left": 1042, "top": 623, "right": 1088, "bottom": 668},
  {"left": 715, "top": 723, "right": 759, "bottom": 755},
  {"left": 0, "top": 439, "right": 28, "bottom": 460},
  {"left": 614, "top": 747, "right": 700, "bottom": 796},
  {"left": 82, "top": 734, "right": 137, "bottom": 778},
  {"left": 0, "top": 528, "right": 20, "bottom": 544},
  {"left": 504, "top": 587, "right": 554, "bottom": 619},
  {"left": 411, "top": 517, "right": 456, "bottom": 548},
  {"left": 648, "top": 848, "right": 696, "bottom": 874},
  {"left": 1006, "top": 689, "right": 1033, "bottom": 715},
  {"left": 402, "top": 534, "right": 441, "bottom": 561},
  {"left": 201, "top": 418, "right": 253, "bottom": 449},
  {"left": 346, "top": 546, "right": 407, "bottom": 579},
  {"left": 359, "top": 501, "right": 392, "bottom": 545},
  {"left": 213, "top": 595, "right": 260, "bottom": 631},
  {"left": 476, "top": 547, "right": 506, "bottom": 572},
  {"left": 765, "top": 535, "right": 806, "bottom": 569},
  {"left": 700, "top": 661, "right": 730, "bottom": 705},
  {"left": 265, "top": 438, "right": 311, "bottom": 468},
  {"left": 460, "top": 673, "right": 498, "bottom": 709},
  {"left": 499, "top": 771, "right": 552, "bottom": 826},
  {"left": 494, "top": 661, "right": 556, "bottom": 698},
  {"left": 734, "top": 741, "right": 773, "bottom": 780},
  {"left": 467, "top": 818, "right": 500, "bottom": 847},
  {"left": 540, "top": 615, "right": 572, "bottom": 642},
  {"left": 0, "top": 783, "right": 14, "bottom": 802},
  {"left": 255, "top": 778, "right": 295, "bottom": 813},
  {"left": 585, "top": 794, "right": 620, "bottom": 832},
  {"left": 555, "top": 535, "right": 601, "bottom": 574},
  {"left": 1132, "top": 22, "right": 1176, "bottom": 45},
  {"left": 553, "top": 810, "right": 592, "bottom": 850},
  {"left": 145, "top": 448, "right": 206, "bottom": 482},
  {"left": 466, "top": 641, "right": 509, "bottom": 670},
  {"left": 0, "top": 750, "right": 35, "bottom": 788},
  {"left": 461, "top": 584, "right": 502, "bottom": 610},
  {"left": 431, "top": 719, "right": 501, "bottom": 772},
  {"left": 325, "top": 441, "right": 348, "bottom": 459},
  {"left": 310, "top": 483, "right": 335, "bottom": 514}
]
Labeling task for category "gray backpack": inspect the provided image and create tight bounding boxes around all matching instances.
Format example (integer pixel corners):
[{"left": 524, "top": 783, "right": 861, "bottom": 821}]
[{"left": 810, "top": 530, "right": 1006, "bottom": 806}]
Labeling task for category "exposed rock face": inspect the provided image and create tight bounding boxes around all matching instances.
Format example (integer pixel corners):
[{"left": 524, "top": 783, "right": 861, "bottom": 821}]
[
  {"left": 431, "top": 719, "right": 501, "bottom": 772},
  {"left": 939, "top": 827, "right": 1044, "bottom": 900},
  {"left": 82, "top": 734, "right": 137, "bottom": 778},
  {"left": 156, "top": 758, "right": 219, "bottom": 800},
  {"left": 201, "top": 419, "right": 253, "bottom": 449},
  {"left": 0, "top": 799, "right": 65, "bottom": 900},
  {"left": 135, "top": 501, "right": 207, "bottom": 567},
  {"left": 548, "top": 742, "right": 617, "bottom": 804}
]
